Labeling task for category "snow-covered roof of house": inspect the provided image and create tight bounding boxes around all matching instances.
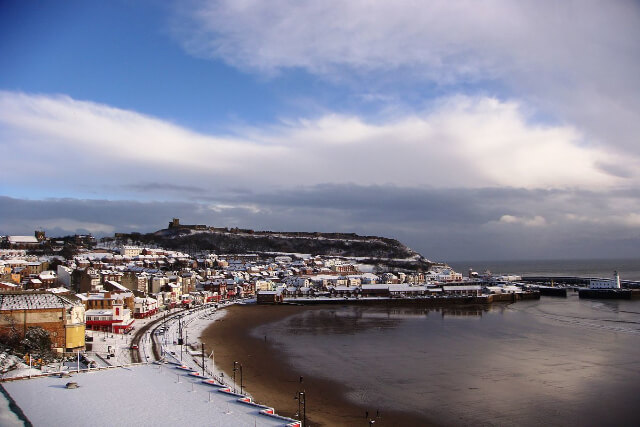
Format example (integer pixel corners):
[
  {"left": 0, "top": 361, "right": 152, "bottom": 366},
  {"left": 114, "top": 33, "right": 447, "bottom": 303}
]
[
  {"left": 0, "top": 281, "right": 19, "bottom": 288},
  {"left": 361, "top": 284, "right": 390, "bottom": 290},
  {"left": 258, "top": 289, "right": 282, "bottom": 295},
  {"left": 442, "top": 285, "right": 481, "bottom": 291},
  {"left": 38, "top": 271, "right": 57, "bottom": 280},
  {"left": 308, "top": 274, "right": 341, "bottom": 281},
  {"left": 8, "top": 236, "right": 39, "bottom": 244},
  {"left": 3, "top": 259, "right": 28, "bottom": 266},
  {"left": 0, "top": 292, "right": 81, "bottom": 311},
  {"left": 331, "top": 286, "right": 357, "bottom": 291},
  {"left": 85, "top": 309, "right": 113, "bottom": 316},
  {"left": 44, "top": 287, "right": 71, "bottom": 294},
  {"left": 104, "top": 280, "right": 129, "bottom": 292},
  {"left": 388, "top": 285, "right": 428, "bottom": 292},
  {"left": 348, "top": 273, "right": 379, "bottom": 279}
]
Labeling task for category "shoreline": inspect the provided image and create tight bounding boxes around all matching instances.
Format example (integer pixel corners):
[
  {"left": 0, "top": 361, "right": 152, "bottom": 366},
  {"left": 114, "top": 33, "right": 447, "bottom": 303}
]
[{"left": 199, "top": 304, "right": 438, "bottom": 426}]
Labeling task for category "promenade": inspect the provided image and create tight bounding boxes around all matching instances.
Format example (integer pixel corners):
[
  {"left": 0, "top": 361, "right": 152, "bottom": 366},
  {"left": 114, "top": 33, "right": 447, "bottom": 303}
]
[{"left": 1, "top": 302, "right": 301, "bottom": 427}]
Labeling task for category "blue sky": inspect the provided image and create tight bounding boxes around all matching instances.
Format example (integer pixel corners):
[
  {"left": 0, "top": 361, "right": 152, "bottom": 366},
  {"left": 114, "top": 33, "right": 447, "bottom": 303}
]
[
  {"left": 2, "top": 0, "right": 640, "bottom": 261},
  {"left": 1, "top": 1, "right": 287, "bottom": 130}
]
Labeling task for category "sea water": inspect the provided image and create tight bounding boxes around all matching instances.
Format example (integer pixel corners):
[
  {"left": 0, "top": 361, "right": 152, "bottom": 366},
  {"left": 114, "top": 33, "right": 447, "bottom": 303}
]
[
  {"left": 447, "top": 258, "right": 640, "bottom": 281},
  {"left": 251, "top": 295, "right": 640, "bottom": 426}
]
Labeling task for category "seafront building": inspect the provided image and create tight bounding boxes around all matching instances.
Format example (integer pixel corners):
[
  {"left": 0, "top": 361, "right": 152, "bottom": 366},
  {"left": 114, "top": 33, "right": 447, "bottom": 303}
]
[
  {"left": 0, "top": 292, "right": 85, "bottom": 352},
  {"left": 589, "top": 271, "right": 621, "bottom": 289}
]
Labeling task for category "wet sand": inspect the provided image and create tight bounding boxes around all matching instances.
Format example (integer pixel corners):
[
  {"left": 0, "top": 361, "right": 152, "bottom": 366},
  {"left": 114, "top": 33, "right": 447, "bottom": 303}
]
[{"left": 200, "top": 304, "right": 437, "bottom": 426}]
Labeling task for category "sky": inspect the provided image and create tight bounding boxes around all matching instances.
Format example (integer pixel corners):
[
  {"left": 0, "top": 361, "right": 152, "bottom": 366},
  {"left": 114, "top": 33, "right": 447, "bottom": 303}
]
[{"left": 1, "top": 0, "right": 640, "bottom": 262}]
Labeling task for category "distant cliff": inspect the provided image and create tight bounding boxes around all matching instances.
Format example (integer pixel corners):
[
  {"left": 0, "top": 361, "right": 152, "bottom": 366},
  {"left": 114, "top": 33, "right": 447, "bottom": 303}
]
[{"left": 113, "top": 224, "right": 432, "bottom": 271}]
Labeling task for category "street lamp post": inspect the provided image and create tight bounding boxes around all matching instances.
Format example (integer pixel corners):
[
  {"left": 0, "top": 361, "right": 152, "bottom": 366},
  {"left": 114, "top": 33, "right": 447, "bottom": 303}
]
[
  {"left": 233, "top": 361, "right": 243, "bottom": 394},
  {"left": 295, "top": 391, "right": 306, "bottom": 427},
  {"left": 201, "top": 343, "right": 205, "bottom": 376}
]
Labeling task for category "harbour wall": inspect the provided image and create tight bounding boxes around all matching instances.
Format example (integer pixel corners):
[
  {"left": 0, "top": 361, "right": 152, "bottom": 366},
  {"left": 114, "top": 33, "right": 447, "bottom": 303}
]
[
  {"left": 282, "top": 292, "right": 539, "bottom": 307},
  {"left": 578, "top": 289, "right": 640, "bottom": 300}
]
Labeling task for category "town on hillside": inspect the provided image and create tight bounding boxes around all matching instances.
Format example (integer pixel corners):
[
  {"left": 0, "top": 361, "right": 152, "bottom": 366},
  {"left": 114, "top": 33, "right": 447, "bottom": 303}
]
[{"left": 0, "top": 226, "right": 531, "bottom": 369}]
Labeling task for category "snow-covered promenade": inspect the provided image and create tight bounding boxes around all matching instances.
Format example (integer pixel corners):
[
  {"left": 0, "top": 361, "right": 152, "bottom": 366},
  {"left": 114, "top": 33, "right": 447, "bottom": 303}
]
[
  {"left": 3, "top": 363, "right": 296, "bottom": 427},
  {"left": 1, "top": 301, "right": 300, "bottom": 427}
]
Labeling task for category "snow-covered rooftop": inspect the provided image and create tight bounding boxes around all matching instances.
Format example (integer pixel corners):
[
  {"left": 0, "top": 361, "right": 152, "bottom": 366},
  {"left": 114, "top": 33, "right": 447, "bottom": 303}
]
[
  {"left": 7, "top": 236, "right": 39, "bottom": 244},
  {"left": 0, "top": 293, "right": 81, "bottom": 311},
  {"left": 85, "top": 309, "right": 113, "bottom": 316}
]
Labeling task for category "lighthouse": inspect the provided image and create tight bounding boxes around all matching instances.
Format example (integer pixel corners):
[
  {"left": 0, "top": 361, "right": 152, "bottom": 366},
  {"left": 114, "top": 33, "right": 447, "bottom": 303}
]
[{"left": 614, "top": 270, "right": 621, "bottom": 289}]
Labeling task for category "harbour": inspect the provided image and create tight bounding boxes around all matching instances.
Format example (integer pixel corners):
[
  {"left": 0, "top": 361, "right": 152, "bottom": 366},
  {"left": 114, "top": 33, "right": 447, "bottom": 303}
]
[{"left": 202, "top": 294, "right": 640, "bottom": 426}]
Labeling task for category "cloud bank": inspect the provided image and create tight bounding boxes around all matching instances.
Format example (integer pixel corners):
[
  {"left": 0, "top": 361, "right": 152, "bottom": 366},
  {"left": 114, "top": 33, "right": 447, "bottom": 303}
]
[
  {"left": 2, "top": 186, "right": 640, "bottom": 261},
  {"left": 0, "top": 91, "right": 630, "bottom": 198}
]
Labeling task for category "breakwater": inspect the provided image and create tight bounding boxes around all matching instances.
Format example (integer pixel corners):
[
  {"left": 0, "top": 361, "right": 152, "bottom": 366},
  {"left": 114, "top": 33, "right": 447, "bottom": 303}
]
[
  {"left": 522, "top": 276, "right": 640, "bottom": 288},
  {"left": 578, "top": 289, "right": 639, "bottom": 299}
]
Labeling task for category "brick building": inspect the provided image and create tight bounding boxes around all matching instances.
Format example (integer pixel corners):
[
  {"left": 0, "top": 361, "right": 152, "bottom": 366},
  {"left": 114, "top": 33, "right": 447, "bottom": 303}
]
[{"left": 0, "top": 292, "right": 85, "bottom": 352}]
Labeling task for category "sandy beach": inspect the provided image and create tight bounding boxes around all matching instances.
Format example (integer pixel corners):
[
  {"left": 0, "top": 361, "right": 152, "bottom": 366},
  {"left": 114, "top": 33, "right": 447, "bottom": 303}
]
[{"left": 200, "top": 304, "right": 436, "bottom": 427}]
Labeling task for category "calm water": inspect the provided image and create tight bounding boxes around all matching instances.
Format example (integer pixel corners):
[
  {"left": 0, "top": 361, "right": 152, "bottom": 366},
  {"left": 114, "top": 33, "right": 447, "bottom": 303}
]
[
  {"left": 448, "top": 258, "right": 640, "bottom": 281},
  {"left": 252, "top": 296, "right": 640, "bottom": 426}
]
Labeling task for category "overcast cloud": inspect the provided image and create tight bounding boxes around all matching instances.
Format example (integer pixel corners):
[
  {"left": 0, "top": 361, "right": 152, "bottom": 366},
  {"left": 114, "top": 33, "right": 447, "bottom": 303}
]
[{"left": 2, "top": 185, "right": 640, "bottom": 261}]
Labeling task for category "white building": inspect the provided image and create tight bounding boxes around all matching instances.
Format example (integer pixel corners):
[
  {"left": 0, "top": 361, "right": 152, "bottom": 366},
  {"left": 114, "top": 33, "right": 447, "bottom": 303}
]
[
  {"left": 85, "top": 300, "right": 134, "bottom": 334},
  {"left": 134, "top": 296, "right": 158, "bottom": 318},
  {"left": 589, "top": 271, "right": 621, "bottom": 289}
]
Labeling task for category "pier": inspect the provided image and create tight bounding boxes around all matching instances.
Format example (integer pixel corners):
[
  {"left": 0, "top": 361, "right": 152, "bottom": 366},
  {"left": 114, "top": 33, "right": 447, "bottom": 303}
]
[{"left": 521, "top": 276, "right": 640, "bottom": 288}]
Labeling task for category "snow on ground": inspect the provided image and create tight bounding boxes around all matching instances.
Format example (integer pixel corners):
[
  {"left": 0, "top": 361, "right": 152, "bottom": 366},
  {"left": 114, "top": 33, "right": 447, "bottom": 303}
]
[
  {"left": 156, "top": 303, "right": 230, "bottom": 388},
  {"left": 2, "top": 302, "right": 299, "bottom": 426},
  {"left": 2, "top": 364, "right": 287, "bottom": 427},
  {"left": 1, "top": 353, "right": 43, "bottom": 380}
]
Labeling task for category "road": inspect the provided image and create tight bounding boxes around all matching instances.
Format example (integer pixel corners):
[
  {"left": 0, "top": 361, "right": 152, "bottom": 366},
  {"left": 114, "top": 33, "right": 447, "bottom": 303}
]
[{"left": 130, "top": 308, "right": 185, "bottom": 363}]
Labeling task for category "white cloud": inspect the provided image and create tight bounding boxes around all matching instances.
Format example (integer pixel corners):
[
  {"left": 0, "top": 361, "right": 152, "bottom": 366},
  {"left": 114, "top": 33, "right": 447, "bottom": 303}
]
[
  {"left": 173, "top": 0, "right": 640, "bottom": 157},
  {"left": 498, "top": 215, "right": 546, "bottom": 227},
  {"left": 0, "top": 91, "right": 632, "bottom": 197}
]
